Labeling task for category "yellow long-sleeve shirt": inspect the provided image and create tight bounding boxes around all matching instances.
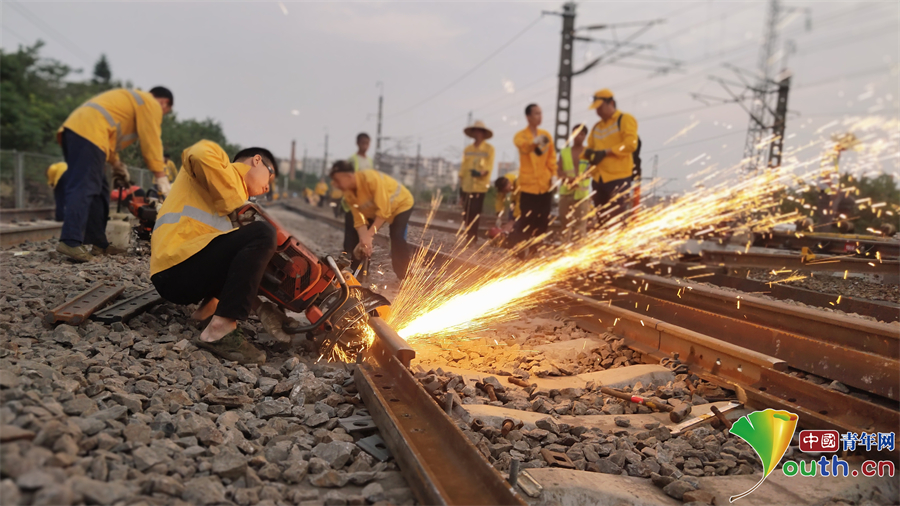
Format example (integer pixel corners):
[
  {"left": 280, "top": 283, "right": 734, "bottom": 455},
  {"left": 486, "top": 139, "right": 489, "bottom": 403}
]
[
  {"left": 150, "top": 140, "right": 250, "bottom": 276},
  {"left": 458, "top": 142, "right": 495, "bottom": 193},
  {"left": 514, "top": 127, "right": 557, "bottom": 194},
  {"left": 344, "top": 170, "right": 414, "bottom": 228},
  {"left": 46, "top": 162, "right": 67, "bottom": 188},
  {"left": 58, "top": 88, "right": 165, "bottom": 175},
  {"left": 586, "top": 110, "right": 638, "bottom": 183},
  {"left": 315, "top": 181, "right": 328, "bottom": 196}
]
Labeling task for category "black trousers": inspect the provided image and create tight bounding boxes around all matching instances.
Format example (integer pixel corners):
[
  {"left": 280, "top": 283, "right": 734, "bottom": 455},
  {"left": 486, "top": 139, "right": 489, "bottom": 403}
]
[
  {"left": 346, "top": 209, "right": 413, "bottom": 280},
  {"left": 59, "top": 128, "right": 109, "bottom": 248},
  {"left": 509, "top": 191, "right": 553, "bottom": 246},
  {"left": 343, "top": 210, "right": 358, "bottom": 256},
  {"left": 591, "top": 177, "right": 632, "bottom": 227},
  {"left": 462, "top": 191, "right": 486, "bottom": 242},
  {"left": 151, "top": 221, "right": 277, "bottom": 321}
]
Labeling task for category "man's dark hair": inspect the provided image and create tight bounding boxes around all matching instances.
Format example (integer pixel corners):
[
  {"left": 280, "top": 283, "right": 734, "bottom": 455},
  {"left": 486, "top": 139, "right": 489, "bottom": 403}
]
[
  {"left": 525, "top": 103, "right": 539, "bottom": 116},
  {"left": 164, "top": 152, "right": 171, "bottom": 160},
  {"left": 356, "top": 133, "right": 370, "bottom": 143},
  {"left": 329, "top": 160, "right": 354, "bottom": 178},
  {"left": 572, "top": 124, "right": 587, "bottom": 136},
  {"left": 149, "top": 86, "right": 174, "bottom": 106},
  {"left": 495, "top": 176, "right": 511, "bottom": 192},
  {"left": 233, "top": 147, "right": 279, "bottom": 176}
]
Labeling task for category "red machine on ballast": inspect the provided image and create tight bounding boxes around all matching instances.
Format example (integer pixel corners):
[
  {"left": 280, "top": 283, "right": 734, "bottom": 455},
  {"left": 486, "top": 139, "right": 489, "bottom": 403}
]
[
  {"left": 111, "top": 183, "right": 160, "bottom": 239},
  {"left": 233, "top": 203, "right": 390, "bottom": 359}
]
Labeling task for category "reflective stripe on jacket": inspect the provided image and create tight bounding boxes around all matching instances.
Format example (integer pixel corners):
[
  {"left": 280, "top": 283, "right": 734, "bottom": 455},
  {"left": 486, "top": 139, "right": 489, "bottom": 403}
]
[
  {"left": 459, "top": 142, "right": 495, "bottom": 193},
  {"left": 343, "top": 170, "right": 413, "bottom": 229},
  {"left": 586, "top": 110, "right": 638, "bottom": 183},
  {"left": 58, "top": 88, "right": 165, "bottom": 174},
  {"left": 150, "top": 140, "right": 250, "bottom": 276},
  {"left": 559, "top": 147, "right": 591, "bottom": 200}
]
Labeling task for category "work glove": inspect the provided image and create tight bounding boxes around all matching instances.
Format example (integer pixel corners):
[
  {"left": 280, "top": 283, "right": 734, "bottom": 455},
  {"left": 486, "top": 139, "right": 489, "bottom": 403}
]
[
  {"left": 155, "top": 175, "right": 172, "bottom": 197},
  {"left": 586, "top": 149, "right": 607, "bottom": 165},
  {"left": 533, "top": 134, "right": 550, "bottom": 156},
  {"left": 470, "top": 169, "right": 482, "bottom": 178},
  {"left": 111, "top": 162, "right": 130, "bottom": 183}
]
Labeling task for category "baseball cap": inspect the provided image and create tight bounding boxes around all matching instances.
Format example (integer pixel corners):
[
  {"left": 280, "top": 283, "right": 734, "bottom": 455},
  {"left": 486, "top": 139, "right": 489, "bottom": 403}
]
[{"left": 589, "top": 88, "right": 614, "bottom": 110}]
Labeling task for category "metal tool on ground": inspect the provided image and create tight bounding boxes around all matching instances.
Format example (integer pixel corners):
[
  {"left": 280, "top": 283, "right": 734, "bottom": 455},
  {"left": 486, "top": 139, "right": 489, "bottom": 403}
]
[
  {"left": 45, "top": 283, "right": 125, "bottom": 325},
  {"left": 111, "top": 176, "right": 161, "bottom": 240},
  {"left": 233, "top": 203, "right": 390, "bottom": 360},
  {"left": 91, "top": 288, "right": 163, "bottom": 324},
  {"left": 598, "top": 386, "right": 681, "bottom": 419},
  {"left": 710, "top": 405, "right": 734, "bottom": 430}
]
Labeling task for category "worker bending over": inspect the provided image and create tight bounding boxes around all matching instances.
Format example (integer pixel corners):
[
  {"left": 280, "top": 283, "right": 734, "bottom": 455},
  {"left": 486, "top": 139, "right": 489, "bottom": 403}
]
[
  {"left": 46, "top": 162, "right": 68, "bottom": 222},
  {"left": 510, "top": 104, "right": 557, "bottom": 249},
  {"left": 56, "top": 86, "right": 174, "bottom": 262},
  {"left": 584, "top": 89, "right": 638, "bottom": 227},
  {"left": 329, "top": 162, "right": 414, "bottom": 280},
  {"left": 342, "top": 133, "right": 374, "bottom": 257},
  {"left": 458, "top": 120, "right": 495, "bottom": 245},
  {"left": 557, "top": 124, "right": 591, "bottom": 241},
  {"left": 150, "top": 140, "right": 278, "bottom": 365}
]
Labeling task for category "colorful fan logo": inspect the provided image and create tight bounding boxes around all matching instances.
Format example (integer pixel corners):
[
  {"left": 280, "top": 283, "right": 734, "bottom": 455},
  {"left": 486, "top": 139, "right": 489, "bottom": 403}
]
[{"left": 728, "top": 409, "right": 799, "bottom": 502}]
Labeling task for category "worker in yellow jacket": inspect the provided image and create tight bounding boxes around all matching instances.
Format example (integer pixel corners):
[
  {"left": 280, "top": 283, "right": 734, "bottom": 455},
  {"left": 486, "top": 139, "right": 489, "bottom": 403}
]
[
  {"left": 511, "top": 103, "right": 557, "bottom": 248},
  {"left": 342, "top": 133, "right": 374, "bottom": 257},
  {"left": 458, "top": 120, "right": 495, "bottom": 244},
  {"left": 55, "top": 87, "right": 173, "bottom": 262},
  {"left": 46, "top": 162, "right": 68, "bottom": 222},
  {"left": 584, "top": 88, "right": 638, "bottom": 227},
  {"left": 163, "top": 154, "right": 179, "bottom": 183},
  {"left": 494, "top": 173, "right": 521, "bottom": 224},
  {"left": 151, "top": 140, "right": 279, "bottom": 365},
  {"left": 315, "top": 179, "right": 328, "bottom": 207},
  {"left": 329, "top": 162, "right": 414, "bottom": 280}
]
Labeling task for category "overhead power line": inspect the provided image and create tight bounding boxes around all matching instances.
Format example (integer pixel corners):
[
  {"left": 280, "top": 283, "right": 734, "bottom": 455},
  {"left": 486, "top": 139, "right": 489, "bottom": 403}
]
[
  {"left": 390, "top": 14, "right": 547, "bottom": 119},
  {"left": 6, "top": 0, "right": 94, "bottom": 64}
]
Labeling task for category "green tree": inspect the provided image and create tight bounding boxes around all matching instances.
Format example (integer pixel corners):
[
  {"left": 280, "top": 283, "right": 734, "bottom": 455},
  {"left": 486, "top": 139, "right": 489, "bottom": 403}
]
[
  {"left": 92, "top": 54, "right": 111, "bottom": 85},
  {"left": 119, "top": 114, "right": 242, "bottom": 167}
]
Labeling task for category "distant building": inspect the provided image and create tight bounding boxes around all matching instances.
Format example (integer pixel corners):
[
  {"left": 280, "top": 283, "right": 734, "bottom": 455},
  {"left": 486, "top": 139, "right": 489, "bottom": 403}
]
[
  {"left": 497, "top": 161, "right": 517, "bottom": 178},
  {"left": 378, "top": 154, "right": 459, "bottom": 193}
]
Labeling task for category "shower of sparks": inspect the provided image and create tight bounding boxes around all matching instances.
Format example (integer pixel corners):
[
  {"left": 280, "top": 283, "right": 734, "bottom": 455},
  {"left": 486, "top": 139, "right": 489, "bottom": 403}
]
[{"left": 383, "top": 114, "right": 899, "bottom": 346}]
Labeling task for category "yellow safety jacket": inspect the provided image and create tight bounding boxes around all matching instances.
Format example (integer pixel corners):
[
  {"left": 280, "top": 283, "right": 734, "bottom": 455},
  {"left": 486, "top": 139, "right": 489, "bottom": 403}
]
[
  {"left": 58, "top": 88, "right": 166, "bottom": 175},
  {"left": 559, "top": 147, "right": 591, "bottom": 200},
  {"left": 46, "top": 162, "right": 68, "bottom": 188},
  {"left": 459, "top": 142, "right": 495, "bottom": 193},
  {"left": 586, "top": 110, "right": 638, "bottom": 183},
  {"left": 514, "top": 127, "right": 557, "bottom": 194},
  {"left": 344, "top": 170, "right": 413, "bottom": 229},
  {"left": 315, "top": 181, "right": 328, "bottom": 196},
  {"left": 150, "top": 140, "right": 250, "bottom": 276},
  {"left": 341, "top": 153, "right": 373, "bottom": 211},
  {"left": 494, "top": 173, "right": 521, "bottom": 220}
]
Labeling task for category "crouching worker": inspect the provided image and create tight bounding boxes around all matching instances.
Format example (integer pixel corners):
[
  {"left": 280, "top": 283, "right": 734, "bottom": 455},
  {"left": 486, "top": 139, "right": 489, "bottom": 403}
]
[
  {"left": 329, "top": 161, "right": 414, "bottom": 280},
  {"left": 150, "top": 140, "right": 282, "bottom": 365}
]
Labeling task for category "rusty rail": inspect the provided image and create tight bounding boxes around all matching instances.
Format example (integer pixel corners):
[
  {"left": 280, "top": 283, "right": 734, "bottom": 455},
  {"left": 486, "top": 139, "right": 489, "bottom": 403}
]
[
  {"left": 0, "top": 223, "right": 62, "bottom": 248},
  {"left": 45, "top": 283, "right": 125, "bottom": 324},
  {"left": 754, "top": 230, "right": 900, "bottom": 259},
  {"left": 698, "top": 250, "right": 899, "bottom": 276},
  {"left": 357, "top": 317, "right": 525, "bottom": 505},
  {"left": 0, "top": 207, "right": 55, "bottom": 224}
]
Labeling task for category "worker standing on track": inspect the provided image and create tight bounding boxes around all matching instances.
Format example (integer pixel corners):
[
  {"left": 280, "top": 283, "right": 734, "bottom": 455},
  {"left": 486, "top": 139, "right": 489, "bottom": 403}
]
[
  {"left": 343, "top": 133, "right": 373, "bottom": 258},
  {"left": 56, "top": 86, "right": 174, "bottom": 262},
  {"left": 46, "top": 161, "right": 68, "bottom": 222},
  {"left": 557, "top": 124, "right": 591, "bottom": 241},
  {"left": 315, "top": 178, "right": 328, "bottom": 207},
  {"left": 163, "top": 153, "right": 179, "bottom": 183},
  {"left": 509, "top": 104, "right": 557, "bottom": 250},
  {"left": 584, "top": 89, "right": 639, "bottom": 227},
  {"left": 458, "top": 120, "right": 495, "bottom": 245},
  {"left": 329, "top": 161, "right": 414, "bottom": 281},
  {"left": 150, "top": 140, "right": 279, "bottom": 365}
]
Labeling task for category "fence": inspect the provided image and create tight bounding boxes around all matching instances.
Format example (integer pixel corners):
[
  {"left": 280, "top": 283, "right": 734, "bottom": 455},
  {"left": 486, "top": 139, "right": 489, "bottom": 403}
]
[{"left": 0, "top": 150, "right": 156, "bottom": 209}]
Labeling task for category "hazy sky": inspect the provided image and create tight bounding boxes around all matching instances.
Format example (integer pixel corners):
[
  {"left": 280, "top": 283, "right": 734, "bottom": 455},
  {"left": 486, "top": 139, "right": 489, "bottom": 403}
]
[{"left": 2, "top": 1, "right": 898, "bottom": 191}]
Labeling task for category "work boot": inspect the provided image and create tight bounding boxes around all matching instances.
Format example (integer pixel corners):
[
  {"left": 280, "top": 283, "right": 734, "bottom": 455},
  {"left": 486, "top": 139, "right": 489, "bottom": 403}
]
[
  {"left": 257, "top": 301, "right": 293, "bottom": 345},
  {"left": 91, "top": 245, "right": 128, "bottom": 256},
  {"left": 56, "top": 243, "right": 95, "bottom": 263},
  {"left": 195, "top": 328, "right": 266, "bottom": 365}
]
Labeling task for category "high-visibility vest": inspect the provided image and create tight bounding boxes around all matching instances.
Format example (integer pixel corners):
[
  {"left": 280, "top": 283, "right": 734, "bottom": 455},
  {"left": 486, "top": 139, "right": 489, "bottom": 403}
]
[{"left": 559, "top": 147, "right": 591, "bottom": 200}]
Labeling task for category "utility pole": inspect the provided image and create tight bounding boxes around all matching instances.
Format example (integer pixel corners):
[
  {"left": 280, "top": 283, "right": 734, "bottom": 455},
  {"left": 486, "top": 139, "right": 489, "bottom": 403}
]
[
  {"left": 289, "top": 140, "right": 296, "bottom": 180},
  {"left": 300, "top": 146, "right": 307, "bottom": 183},
  {"left": 413, "top": 142, "right": 422, "bottom": 199},
  {"left": 742, "top": 0, "right": 781, "bottom": 171},
  {"left": 553, "top": 2, "right": 576, "bottom": 151},
  {"left": 321, "top": 134, "right": 329, "bottom": 178},
  {"left": 767, "top": 73, "right": 791, "bottom": 168},
  {"left": 375, "top": 82, "right": 384, "bottom": 171},
  {"left": 463, "top": 111, "right": 473, "bottom": 153}
]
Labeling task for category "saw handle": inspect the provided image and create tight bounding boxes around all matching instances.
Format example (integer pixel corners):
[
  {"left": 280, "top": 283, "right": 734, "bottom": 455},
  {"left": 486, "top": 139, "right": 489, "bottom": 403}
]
[{"left": 282, "top": 255, "right": 351, "bottom": 335}]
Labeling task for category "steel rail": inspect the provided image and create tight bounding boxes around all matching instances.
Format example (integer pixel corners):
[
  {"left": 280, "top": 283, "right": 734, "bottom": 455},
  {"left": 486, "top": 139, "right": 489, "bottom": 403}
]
[
  {"left": 0, "top": 223, "right": 62, "bottom": 247},
  {"left": 754, "top": 230, "right": 900, "bottom": 259},
  {"left": 553, "top": 289, "right": 900, "bottom": 446},
  {"left": 0, "top": 207, "right": 55, "bottom": 223},
  {"left": 357, "top": 318, "right": 525, "bottom": 505},
  {"left": 635, "top": 260, "right": 900, "bottom": 323},
  {"left": 698, "top": 249, "right": 899, "bottom": 276}
]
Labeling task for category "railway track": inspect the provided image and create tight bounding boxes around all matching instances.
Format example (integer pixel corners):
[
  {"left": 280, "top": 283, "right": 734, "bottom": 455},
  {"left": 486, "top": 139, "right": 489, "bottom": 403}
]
[
  {"left": 0, "top": 221, "right": 62, "bottom": 247},
  {"left": 277, "top": 202, "right": 900, "bottom": 504}
]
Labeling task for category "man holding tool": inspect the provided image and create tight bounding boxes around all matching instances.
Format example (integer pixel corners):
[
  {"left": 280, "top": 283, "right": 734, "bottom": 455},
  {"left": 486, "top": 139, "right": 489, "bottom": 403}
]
[
  {"left": 509, "top": 104, "right": 557, "bottom": 250},
  {"left": 557, "top": 123, "right": 591, "bottom": 241},
  {"left": 458, "top": 120, "right": 495, "bottom": 245}
]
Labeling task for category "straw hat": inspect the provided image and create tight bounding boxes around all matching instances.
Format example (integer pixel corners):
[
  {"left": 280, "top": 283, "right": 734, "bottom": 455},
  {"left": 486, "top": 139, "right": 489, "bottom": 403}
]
[{"left": 464, "top": 120, "right": 493, "bottom": 140}]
